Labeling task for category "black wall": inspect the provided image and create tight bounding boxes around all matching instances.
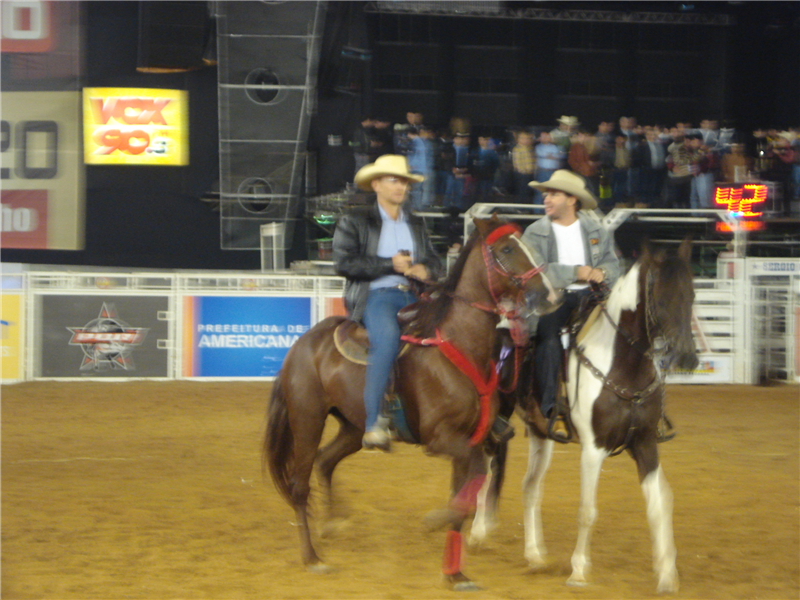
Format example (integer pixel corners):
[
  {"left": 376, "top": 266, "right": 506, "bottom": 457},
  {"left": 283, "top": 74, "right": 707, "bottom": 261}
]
[
  {"left": 3, "top": 2, "right": 797, "bottom": 271},
  {"left": 364, "top": 7, "right": 799, "bottom": 132},
  {"left": 4, "top": 1, "right": 259, "bottom": 271}
]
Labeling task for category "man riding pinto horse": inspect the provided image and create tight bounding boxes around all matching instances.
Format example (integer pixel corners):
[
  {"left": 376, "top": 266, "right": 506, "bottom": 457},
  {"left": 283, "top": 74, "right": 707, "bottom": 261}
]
[{"left": 522, "top": 169, "right": 621, "bottom": 440}]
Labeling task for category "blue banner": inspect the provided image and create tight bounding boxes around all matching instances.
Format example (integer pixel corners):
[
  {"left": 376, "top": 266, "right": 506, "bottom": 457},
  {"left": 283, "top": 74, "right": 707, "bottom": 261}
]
[{"left": 185, "top": 296, "right": 311, "bottom": 377}]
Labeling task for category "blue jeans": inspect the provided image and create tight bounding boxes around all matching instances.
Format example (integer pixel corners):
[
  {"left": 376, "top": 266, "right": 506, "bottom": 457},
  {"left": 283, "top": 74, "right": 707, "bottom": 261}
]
[
  {"left": 690, "top": 172, "right": 714, "bottom": 212},
  {"left": 362, "top": 287, "right": 417, "bottom": 430},
  {"left": 535, "top": 289, "right": 590, "bottom": 419}
]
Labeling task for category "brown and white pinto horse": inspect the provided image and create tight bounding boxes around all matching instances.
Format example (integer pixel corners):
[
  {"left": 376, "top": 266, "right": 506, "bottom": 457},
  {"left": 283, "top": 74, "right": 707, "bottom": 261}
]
[
  {"left": 470, "top": 239, "right": 698, "bottom": 594},
  {"left": 263, "top": 217, "right": 560, "bottom": 590}
]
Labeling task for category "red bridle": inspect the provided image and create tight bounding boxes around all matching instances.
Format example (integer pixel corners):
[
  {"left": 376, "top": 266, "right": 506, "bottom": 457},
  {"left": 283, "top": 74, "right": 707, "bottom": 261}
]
[{"left": 477, "top": 223, "right": 545, "bottom": 316}]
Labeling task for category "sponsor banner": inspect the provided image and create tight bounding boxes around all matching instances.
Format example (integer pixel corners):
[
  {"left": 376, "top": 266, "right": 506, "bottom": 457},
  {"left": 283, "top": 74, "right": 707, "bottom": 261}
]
[
  {"left": 796, "top": 306, "right": 800, "bottom": 383},
  {"left": 1, "top": 91, "right": 84, "bottom": 249},
  {"left": 38, "top": 295, "right": 169, "bottom": 378},
  {"left": 83, "top": 88, "right": 189, "bottom": 166},
  {"left": 1, "top": 190, "right": 48, "bottom": 248},
  {"left": 748, "top": 259, "right": 800, "bottom": 275},
  {"left": 0, "top": 264, "right": 25, "bottom": 291},
  {"left": 182, "top": 296, "right": 311, "bottom": 377},
  {"left": 1, "top": 294, "right": 24, "bottom": 380},
  {"left": 665, "top": 354, "right": 732, "bottom": 384},
  {"left": 1, "top": 0, "right": 54, "bottom": 53}
]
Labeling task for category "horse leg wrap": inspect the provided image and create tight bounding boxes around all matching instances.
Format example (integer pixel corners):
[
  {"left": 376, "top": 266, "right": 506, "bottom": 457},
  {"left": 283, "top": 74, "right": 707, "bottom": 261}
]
[
  {"left": 450, "top": 475, "right": 487, "bottom": 515},
  {"left": 442, "top": 530, "right": 463, "bottom": 576}
]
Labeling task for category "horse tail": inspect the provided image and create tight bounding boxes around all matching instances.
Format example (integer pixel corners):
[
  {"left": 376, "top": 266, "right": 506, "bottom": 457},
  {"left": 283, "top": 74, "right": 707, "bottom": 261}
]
[{"left": 263, "top": 373, "right": 294, "bottom": 504}]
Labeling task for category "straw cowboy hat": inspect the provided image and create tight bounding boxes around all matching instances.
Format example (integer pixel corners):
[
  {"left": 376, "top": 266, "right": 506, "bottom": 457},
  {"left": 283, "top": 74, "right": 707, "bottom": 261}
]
[
  {"left": 354, "top": 154, "right": 424, "bottom": 191},
  {"left": 529, "top": 169, "right": 598, "bottom": 210},
  {"left": 557, "top": 115, "right": 580, "bottom": 127}
]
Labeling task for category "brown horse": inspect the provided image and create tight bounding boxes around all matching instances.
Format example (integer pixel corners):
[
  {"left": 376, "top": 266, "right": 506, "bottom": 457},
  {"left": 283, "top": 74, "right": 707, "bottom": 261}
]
[
  {"left": 470, "top": 239, "right": 698, "bottom": 594},
  {"left": 263, "top": 216, "right": 561, "bottom": 589}
]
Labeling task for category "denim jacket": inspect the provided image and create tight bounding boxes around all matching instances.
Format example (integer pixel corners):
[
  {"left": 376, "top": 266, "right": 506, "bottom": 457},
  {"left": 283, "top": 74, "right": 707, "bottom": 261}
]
[{"left": 521, "top": 211, "right": 620, "bottom": 291}]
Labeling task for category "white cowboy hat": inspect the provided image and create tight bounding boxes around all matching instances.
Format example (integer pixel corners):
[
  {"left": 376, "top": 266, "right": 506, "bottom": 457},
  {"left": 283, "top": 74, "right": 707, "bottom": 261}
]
[
  {"left": 529, "top": 169, "right": 598, "bottom": 210},
  {"left": 557, "top": 115, "right": 579, "bottom": 127},
  {"left": 353, "top": 154, "right": 424, "bottom": 191}
]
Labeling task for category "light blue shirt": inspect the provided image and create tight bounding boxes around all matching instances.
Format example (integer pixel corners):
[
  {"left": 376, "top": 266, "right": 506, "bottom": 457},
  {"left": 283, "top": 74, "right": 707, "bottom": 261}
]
[
  {"left": 535, "top": 143, "right": 564, "bottom": 171},
  {"left": 407, "top": 136, "right": 431, "bottom": 174},
  {"left": 369, "top": 204, "right": 415, "bottom": 290}
]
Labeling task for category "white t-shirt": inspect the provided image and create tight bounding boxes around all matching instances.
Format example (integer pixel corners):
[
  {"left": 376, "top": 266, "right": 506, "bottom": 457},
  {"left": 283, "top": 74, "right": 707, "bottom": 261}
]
[{"left": 552, "top": 220, "right": 588, "bottom": 290}]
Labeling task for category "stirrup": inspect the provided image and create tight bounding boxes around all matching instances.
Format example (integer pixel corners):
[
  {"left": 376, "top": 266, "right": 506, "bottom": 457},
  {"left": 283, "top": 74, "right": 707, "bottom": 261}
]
[
  {"left": 489, "top": 414, "right": 515, "bottom": 445},
  {"left": 657, "top": 413, "right": 676, "bottom": 443},
  {"left": 546, "top": 410, "right": 571, "bottom": 444}
]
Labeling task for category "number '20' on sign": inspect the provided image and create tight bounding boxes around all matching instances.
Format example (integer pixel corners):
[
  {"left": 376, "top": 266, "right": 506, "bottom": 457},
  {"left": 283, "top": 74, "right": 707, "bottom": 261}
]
[{"left": 1, "top": 120, "right": 58, "bottom": 180}]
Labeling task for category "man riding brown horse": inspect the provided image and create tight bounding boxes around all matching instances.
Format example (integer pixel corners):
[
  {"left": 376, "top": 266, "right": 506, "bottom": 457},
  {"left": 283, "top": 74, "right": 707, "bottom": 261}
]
[{"left": 332, "top": 154, "right": 443, "bottom": 451}]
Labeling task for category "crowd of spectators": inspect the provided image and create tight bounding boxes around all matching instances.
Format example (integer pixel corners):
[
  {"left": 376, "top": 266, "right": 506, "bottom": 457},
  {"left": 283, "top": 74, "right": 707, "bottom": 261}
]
[{"left": 350, "top": 112, "right": 800, "bottom": 216}]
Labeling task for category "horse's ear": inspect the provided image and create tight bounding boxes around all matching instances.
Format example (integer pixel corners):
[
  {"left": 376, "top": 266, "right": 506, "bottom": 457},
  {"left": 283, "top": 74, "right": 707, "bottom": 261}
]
[
  {"left": 473, "top": 217, "right": 493, "bottom": 238},
  {"left": 677, "top": 236, "right": 692, "bottom": 263},
  {"left": 639, "top": 239, "right": 653, "bottom": 264}
]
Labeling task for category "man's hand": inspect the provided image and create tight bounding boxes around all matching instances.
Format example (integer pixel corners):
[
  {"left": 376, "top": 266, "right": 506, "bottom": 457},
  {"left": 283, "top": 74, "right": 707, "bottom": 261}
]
[
  {"left": 404, "top": 264, "right": 429, "bottom": 282},
  {"left": 576, "top": 265, "right": 605, "bottom": 283},
  {"left": 392, "top": 252, "right": 413, "bottom": 274}
]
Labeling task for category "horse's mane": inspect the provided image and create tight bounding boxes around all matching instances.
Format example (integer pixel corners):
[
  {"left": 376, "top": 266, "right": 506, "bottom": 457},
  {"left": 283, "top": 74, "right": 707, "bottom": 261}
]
[
  {"left": 605, "top": 248, "right": 689, "bottom": 321},
  {"left": 606, "top": 261, "right": 642, "bottom": 320},
  {"left": 404, "top": 228, "right": 483, "bottom": 339}
]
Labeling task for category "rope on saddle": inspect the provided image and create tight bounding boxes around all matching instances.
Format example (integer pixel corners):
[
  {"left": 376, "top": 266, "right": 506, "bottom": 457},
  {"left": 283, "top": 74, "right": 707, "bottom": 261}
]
[{"left": 401, "top": 329, "right": 497, "bottom": 446}]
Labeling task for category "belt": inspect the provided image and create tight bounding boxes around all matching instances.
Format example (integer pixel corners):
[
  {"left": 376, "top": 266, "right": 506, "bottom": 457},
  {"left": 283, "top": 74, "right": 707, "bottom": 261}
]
[{"left": 374, "top": 284, "right": 411, "bottom": 292}]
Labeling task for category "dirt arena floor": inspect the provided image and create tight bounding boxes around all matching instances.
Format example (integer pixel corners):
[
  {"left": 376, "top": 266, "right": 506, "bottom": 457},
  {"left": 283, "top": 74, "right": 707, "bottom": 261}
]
[{"left": 2, "top": 381, "right": 798, "bottom": 600}]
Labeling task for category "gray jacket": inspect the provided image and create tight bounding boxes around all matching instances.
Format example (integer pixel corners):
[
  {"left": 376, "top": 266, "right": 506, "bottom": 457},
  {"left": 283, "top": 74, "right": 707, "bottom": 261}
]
[{"left": 521, "top": 211, "right": 620, "bottom": 290}]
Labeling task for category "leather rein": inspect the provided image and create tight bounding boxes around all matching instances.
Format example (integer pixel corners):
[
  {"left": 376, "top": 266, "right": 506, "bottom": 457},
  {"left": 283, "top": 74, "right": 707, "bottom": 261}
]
[{"left": 570, "top": 268, "right": 664, "bottom": 405}]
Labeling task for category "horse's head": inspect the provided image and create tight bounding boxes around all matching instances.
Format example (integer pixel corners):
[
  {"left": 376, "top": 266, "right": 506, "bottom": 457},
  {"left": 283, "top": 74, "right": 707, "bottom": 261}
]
[
  {"left": 643, "top": 238, "right": 699, "bottom": 371},
  {"left": 474, "top": 216, "right": 562, "bottom": 316}
]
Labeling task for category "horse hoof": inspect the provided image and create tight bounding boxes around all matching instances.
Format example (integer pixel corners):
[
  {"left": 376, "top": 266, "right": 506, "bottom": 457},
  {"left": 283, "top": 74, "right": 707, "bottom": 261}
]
[
  {"left": 453, "top": 581, "right": 481, "bottom": 592},
  {"left": 444, "top": 573, "right": 480, "bottom": 591},
  {"left": 657, "top": 574, "right": 680, "bottom": 594},
  {"left": 307, "top": 562, "right": 333, "bottom": 574},
  {"left": 566, "top": 574, "right": 589, "bottom": 587},
  {"left": 525, "top": 557, "right": 551, "bottom": 573}
]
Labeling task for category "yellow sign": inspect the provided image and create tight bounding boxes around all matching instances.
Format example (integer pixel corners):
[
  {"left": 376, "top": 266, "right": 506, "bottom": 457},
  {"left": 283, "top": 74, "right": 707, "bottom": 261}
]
[
  {"left": 1, "top": 294, "right": 23, "bottom": 381},
  {"left": 83, "top": 88, "right": 189, "bottom": 165}
]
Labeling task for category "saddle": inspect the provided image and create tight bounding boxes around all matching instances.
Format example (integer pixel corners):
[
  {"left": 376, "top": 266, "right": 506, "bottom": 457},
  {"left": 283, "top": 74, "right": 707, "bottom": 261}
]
[
  {"left": 333, "top": 320, "right": 370, "bottom": 365},
  {"left": 332, "top": 318, "right": 417, "bottom": 366},
  {"left": 334, "top": 303, "right": 507, "bottom": 447},
  {"left": 543, "top": 288, "right": 609, "bottom": 444},
  {"left": 333, "top": 320, "right": 419, "bottom": 443}
]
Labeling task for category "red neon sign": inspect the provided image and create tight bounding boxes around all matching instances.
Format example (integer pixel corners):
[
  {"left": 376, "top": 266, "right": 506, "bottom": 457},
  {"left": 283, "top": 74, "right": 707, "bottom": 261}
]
[
  {"left": 714, "top": 184, "right": 768, "bottom": 217},
  {"left": 715, "top": 221, "right": 766, "bottom": 233}
]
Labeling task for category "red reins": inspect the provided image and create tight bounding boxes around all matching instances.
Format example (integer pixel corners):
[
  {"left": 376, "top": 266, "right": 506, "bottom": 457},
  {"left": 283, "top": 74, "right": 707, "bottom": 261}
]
[{"left": 400, "top": 224, "right": 539, "bottom": 445}]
